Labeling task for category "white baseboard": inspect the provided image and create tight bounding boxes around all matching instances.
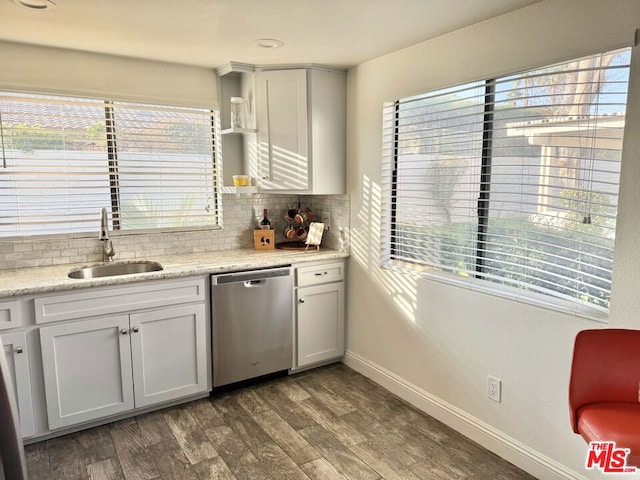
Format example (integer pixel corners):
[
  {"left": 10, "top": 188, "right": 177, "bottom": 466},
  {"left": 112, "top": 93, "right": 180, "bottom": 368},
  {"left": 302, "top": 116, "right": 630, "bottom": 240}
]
[{"left": 343, "top": 350, "right": 585, "bottom": 480}]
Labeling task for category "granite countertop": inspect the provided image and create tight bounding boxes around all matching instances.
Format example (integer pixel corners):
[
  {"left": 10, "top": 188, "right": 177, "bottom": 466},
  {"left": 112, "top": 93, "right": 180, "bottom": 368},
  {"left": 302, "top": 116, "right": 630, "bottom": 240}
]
[{"left": 0, "top": 248, "right": 349, "bottom": 297}]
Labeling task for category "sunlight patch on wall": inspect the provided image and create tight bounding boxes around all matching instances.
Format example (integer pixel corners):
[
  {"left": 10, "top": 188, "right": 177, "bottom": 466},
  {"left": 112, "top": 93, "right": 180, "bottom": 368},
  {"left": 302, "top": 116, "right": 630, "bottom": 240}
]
[{"left": 351, "top": 174, "right": 418, "bottom": 323}]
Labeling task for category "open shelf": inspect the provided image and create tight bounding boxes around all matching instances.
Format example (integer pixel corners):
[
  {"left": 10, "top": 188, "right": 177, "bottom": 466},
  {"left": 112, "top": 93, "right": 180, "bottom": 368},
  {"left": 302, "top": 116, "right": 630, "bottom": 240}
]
[
  {"left": 220, "top": 185, "right": 257, "bottom": 195},
  {"left": 221, "top": 127, "right": 257, "bottom": 135}
]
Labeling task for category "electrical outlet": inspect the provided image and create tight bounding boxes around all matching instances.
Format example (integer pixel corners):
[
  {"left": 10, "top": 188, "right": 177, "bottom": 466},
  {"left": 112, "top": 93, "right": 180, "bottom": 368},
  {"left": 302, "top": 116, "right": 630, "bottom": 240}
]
[
  {"left": 488, "top": 376, "right": 502, "bottom": 403},
  {"left": 322, "top": 211, "right": 331, "bottom": 231}
]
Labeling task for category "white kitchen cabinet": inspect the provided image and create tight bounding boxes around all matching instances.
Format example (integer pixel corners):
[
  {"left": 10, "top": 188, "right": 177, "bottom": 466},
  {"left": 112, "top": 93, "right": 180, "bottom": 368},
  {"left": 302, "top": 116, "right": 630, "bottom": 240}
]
[
  {"left": 2, "top": 331, "right": 35, "bottom": 437},
  {"left": 297, "top": 283, "right": 345, "bottom": 367},
  {"left": 38, "top": 278, "right": 209, "bottom": 430},
  {"left": 131, "top": 304, "right": 207, "bottom": 408},
  {"left": 256, "top": 69, "right": 309, "bottom": 191},
  {"left": 40, "top": 315, "right": 135, "bottom": 429},
  {"left": 255, "top": 67, "right": 346, "bottom": 194},
  {"left": 295, "top": 261, "right": 345, "bottom": 368}
]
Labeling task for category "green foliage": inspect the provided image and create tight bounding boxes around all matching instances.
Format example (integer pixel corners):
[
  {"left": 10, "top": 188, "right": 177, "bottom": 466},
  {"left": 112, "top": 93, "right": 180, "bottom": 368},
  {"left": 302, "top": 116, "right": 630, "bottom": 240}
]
[
  {"left": 3, "top": 123, "right": 65, "bottom": 151},
  {"left": 86, "top": 122, "right": 106, "bottom": 141},
  {"left": 2, "top": 123, "right": 105, "bottom": 152},
  {"left": 559, "top": 188, "right": 615, "bottom": 236},
  {"left": 426, "top": 157, "right": 469, "bottom": 223},
  {"left": 394, "top": 214, "right": 613, "bottom": 309}
]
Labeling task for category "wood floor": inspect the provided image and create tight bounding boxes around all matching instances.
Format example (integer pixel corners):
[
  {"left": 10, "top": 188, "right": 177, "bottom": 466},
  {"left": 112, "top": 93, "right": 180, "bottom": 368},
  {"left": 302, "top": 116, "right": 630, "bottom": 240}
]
[{"left": 24, "top": 363, "right": 537, "bottom": 480}]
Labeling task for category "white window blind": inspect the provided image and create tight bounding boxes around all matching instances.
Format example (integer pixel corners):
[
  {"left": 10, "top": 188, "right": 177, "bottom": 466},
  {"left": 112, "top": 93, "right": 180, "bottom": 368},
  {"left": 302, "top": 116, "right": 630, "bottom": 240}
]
[
  {"left": 382, "top": 48, "right": 631, "bottom": 314},
  {"left": 0, "top": 92, "right": 221, "bottom": 237}
]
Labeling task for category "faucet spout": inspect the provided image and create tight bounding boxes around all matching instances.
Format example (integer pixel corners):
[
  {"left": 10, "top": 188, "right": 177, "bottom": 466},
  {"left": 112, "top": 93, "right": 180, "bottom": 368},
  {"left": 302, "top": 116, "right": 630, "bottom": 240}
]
[
  {"left": 102, "top": 239, "right": 115, "bottom": 262},
  {"left": 99, "top": 208, "right": 115, "bottom": 262},
  {"left": 99, "top": 207, "right": 109, "bottom": 241}
]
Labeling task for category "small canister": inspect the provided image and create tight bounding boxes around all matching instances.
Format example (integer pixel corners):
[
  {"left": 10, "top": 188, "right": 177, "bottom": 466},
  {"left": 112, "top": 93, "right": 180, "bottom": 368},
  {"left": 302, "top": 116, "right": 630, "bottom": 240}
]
[{"left": 230, "top": 97, "right": 247, "bottom": 129}]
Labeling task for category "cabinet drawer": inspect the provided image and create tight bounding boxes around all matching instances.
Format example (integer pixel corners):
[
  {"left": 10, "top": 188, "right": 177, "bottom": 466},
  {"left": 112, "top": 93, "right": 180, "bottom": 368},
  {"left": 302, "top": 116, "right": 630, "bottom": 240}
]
[
  {"left": 34, "top": 278, "right": 206, "bottom": 324},
  {"left": 296, "top": 261, "right": 344, "bottom": 287},
  {"left": 0, "top": 300, "right": 20, "bottom": 331}
]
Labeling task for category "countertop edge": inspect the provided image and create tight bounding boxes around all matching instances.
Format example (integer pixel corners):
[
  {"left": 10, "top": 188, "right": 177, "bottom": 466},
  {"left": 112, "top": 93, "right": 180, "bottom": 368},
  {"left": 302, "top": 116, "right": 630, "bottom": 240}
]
[{"left": 0, "top": 249, "right": 350, "bottom": 298}]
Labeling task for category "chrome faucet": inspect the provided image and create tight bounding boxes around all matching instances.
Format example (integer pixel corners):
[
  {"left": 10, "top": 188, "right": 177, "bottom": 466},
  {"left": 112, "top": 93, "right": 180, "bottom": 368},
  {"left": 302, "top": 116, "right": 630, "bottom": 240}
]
[{"left": 99, "top": 207, "right": 115, "bottom": 262}]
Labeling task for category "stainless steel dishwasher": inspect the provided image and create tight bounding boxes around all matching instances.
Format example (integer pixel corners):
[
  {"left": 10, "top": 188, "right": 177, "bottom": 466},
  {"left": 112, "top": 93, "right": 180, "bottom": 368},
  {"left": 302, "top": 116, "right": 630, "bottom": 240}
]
[{"left": 211, "top": 267, "right": 293, "bottom": 387}]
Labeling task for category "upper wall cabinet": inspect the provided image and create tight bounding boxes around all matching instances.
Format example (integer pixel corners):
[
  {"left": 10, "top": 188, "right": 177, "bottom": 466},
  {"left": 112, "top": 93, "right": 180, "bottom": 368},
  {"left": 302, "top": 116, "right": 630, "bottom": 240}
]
[
  {"left": 255, "top": 67, "right": 346, "bottom": 194},
  {"left": 217, "top": 63, "right": 346, "bottom": 195},
  {"left": 255, "top": 69, "right": 308, "bottom": 191}
]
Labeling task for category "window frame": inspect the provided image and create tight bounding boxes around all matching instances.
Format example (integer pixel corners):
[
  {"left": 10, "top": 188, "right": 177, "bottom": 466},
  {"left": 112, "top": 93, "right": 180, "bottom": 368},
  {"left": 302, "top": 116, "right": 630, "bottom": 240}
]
[{"left": 381, "top": 49, "right": 631, "bottom": 321}]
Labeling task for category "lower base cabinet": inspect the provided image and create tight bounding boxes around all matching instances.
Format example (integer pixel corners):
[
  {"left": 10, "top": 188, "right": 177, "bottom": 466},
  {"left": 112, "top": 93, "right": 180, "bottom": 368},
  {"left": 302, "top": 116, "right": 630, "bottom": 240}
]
[
  {"left": 131, "top": 305, "right": 207, "bottom": 408},
  {"left": 295, "top": 261, "right": 345, "bottom": 368},
  {"left": 40, "top": 304, "right": 207, "bottom": 430},
  {"left": 40, "top": 315, "right": 134, "bottom": 429},
  {"left": 297, "top": 282, "right": 345, "bottom": 367}
]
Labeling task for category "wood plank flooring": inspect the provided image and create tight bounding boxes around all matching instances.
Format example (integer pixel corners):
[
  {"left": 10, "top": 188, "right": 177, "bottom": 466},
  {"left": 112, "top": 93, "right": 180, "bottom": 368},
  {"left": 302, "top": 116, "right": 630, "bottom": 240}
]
[{"left": 24, "top": 363, "right": 537, "bottom": 480}]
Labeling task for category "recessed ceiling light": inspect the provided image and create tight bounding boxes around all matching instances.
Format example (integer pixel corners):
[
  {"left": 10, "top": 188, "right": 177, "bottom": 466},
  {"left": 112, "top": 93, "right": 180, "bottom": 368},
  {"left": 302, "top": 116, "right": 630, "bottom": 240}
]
[
  {"left": 10, "top": 0, "right": 56, "bottom": 9},
  {"left": 255, "top": 38, "right": 284, "bottom": 49}
]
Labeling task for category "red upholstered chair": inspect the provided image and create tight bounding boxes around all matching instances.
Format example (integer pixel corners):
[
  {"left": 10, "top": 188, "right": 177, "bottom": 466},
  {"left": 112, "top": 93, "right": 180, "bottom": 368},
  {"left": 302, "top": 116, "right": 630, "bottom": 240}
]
[{"left": 569, "top": 329, "right": 640, "bottom": 467}]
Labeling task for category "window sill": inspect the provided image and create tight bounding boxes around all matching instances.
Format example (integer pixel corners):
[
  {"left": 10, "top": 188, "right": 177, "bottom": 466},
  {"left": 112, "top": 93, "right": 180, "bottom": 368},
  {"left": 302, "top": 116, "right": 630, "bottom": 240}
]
[
  {"left": 382, "top": 260, "right": 609, "bottom": 324},
  {"left": 0, "top": 225, "right": 224, "bottom": 242}
]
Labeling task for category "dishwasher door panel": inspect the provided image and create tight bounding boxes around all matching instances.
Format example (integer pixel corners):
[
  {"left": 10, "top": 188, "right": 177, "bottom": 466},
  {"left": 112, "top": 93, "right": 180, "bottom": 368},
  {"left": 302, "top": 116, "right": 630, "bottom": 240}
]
[{"left": 212, "top": 270, "right": 293, "bottom": 387}]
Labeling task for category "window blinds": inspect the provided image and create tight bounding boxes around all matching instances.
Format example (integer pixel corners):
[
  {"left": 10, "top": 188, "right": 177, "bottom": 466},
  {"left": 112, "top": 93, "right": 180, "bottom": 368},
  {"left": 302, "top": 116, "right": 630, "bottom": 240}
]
[
  {"left": 0, "top": 92, "right": 221, "bottom": 237},
  {"left": 382, "top": 48, "right": 631, "bottom": 312}
]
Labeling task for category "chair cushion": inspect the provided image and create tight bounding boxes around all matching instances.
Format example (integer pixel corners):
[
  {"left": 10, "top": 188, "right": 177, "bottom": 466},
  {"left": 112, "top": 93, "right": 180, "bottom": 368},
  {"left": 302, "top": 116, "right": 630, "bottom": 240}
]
[
  {"left": 569, "top": 329, "right": 640, "bottom": 434},
  {"left": 577, "top": 403, "right": 640, "bottom": 467}
]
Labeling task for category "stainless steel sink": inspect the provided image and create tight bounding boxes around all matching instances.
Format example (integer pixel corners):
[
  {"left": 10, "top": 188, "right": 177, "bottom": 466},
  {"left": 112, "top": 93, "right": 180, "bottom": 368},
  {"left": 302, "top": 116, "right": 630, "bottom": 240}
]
[{"left": 68, "top": 261, "right": 163, "bottom": 279}]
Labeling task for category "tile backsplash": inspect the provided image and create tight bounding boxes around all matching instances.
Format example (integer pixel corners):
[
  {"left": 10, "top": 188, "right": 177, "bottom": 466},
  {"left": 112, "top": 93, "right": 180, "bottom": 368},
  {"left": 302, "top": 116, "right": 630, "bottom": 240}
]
[{"left": 0, "top": 194, "right": 350, "bottom": 270}]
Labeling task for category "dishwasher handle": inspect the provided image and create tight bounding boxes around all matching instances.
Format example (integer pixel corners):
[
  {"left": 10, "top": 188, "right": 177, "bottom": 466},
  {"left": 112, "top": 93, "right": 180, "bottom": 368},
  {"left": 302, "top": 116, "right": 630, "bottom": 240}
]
[
  {"left": 244, "top": 279, "right": 266, "bottom": 288},
  {"left": 212, "top": 266, "right": 291, "bottom": 285}
]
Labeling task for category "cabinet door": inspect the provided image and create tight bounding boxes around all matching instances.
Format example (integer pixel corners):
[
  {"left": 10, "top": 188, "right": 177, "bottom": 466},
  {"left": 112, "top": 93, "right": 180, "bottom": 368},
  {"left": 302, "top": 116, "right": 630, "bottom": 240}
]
[
  {"left": 40, "top": 315, "right": 134, "bottom": 429},
  {"left": 256, "top": 69, "right": 309, "bottom": 191},
  {"left": 130, "top": 304, "right": 207, "bottom": 408},
  {"left": 297, "top": 282, "right": 345, "bottom": 367},
  {"left": 2, "top": 331, "right": 34, "bottom": 437}
]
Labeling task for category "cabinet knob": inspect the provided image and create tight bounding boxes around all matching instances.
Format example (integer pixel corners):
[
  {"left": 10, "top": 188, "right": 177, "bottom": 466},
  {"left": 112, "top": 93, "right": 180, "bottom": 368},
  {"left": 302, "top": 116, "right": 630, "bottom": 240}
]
[
  {"left": 132, "top": 326, "right": 140, "bottom": 333},
  {"left": 15, "top": 346, "right": 23, "bottom": 354},
  {"left": 120, "top": 329, "right": 128, "bottom": 335},
  {"left": 299, "top": 298, "right": 305, "bottom": 304}
]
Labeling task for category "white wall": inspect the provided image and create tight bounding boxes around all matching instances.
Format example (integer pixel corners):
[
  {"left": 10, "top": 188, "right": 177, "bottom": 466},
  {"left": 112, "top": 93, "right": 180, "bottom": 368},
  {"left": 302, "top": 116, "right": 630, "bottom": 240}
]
[
  {"left": 344, "top": 1, "right": 640, "bottom": 479},
  {"left": 0, "top": 40, "right": 217, "bottom": 108}
]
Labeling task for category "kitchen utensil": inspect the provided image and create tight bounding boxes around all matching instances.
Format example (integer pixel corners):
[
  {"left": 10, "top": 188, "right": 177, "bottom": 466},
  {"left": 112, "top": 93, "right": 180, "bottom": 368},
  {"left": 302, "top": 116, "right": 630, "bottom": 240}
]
[
  {"left": 284, "top": 226, "right": 297, "bottom": 239},
  {"left": 296, "top": 227, "right": 308, "bottom": 241},
  {"left": 294, "top": 211, "right": 307, "bottom": 224},
  {"left": 294, "top": 207, "right": 315, "bottom": 224},
  {"left": 285, "top": 208, "right": 298, "bottom": 222}
]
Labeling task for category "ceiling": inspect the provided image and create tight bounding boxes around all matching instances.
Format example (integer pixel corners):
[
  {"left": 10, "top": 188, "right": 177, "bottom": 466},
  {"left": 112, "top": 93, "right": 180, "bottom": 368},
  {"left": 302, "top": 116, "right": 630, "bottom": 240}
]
[{"left": 0, "top": 0, "right": 540, "bottom": 69}]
